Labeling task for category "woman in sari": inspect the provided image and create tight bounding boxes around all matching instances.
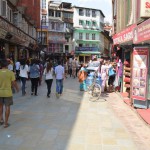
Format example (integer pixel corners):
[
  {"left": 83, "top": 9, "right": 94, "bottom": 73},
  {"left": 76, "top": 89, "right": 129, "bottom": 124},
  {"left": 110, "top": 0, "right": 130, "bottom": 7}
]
[{"left": 78, "top": 63, "right": 87, "bottom": 91}]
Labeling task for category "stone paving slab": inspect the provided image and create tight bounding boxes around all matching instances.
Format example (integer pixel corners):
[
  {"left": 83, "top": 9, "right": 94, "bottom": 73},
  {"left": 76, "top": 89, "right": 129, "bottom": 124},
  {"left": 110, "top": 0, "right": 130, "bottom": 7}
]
[{"left": 0, "top": 78, "right": 147, "bottom": 150}]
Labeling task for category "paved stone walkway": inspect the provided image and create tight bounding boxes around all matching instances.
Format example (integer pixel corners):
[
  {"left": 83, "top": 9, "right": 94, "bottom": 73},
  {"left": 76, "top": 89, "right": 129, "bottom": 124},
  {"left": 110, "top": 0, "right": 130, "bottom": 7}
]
[{"left": 0, "top": 78, "right": 149, "bottom": 150}]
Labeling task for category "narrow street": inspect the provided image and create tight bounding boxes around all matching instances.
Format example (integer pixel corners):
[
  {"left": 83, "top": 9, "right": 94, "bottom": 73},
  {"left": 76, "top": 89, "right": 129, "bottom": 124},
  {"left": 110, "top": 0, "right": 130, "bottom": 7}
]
[{"left": 0, "top": 78, "right": 150, "bottom": 150}]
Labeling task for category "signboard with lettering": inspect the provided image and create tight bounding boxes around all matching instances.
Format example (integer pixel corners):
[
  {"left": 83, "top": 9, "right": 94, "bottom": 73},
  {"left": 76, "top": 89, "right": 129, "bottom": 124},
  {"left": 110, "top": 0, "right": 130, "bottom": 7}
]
[
  {"left": 133, "top": 18, "right": 150, "bottom": 44},
  {"left": 132, "top": 47, "right": 148, "bottom": 101},
  {"left": 113, "top": 24, "right": 136, "bottom": 45},
  {"left": 75, "top": 47, "right": 99, "bottom": 51},
  {"left": 140, "top": 0, "right": 150, "bottom": 17}
]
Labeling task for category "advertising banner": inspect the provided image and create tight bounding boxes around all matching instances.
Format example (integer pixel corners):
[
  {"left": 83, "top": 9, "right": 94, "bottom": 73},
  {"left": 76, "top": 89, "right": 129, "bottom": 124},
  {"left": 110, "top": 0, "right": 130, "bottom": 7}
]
[
  {"left": 132, "top": 47, "right": 149, "bottom": 101},
  {"left": 113, "top": 24, "right": 136, "bottom": 45},
  {"left": 133, "top": 18, "right": 150, "bottom": 44}
]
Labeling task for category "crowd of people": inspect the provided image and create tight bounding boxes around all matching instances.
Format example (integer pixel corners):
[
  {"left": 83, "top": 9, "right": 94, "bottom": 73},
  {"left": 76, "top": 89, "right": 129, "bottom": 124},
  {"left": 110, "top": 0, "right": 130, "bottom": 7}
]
[
  {"left": 77, "top": 58, "right": 123, "bottom": 93},
  {"left": 0, "top": 56, "right": 123, "bottom": 128},
  {"left": 0, "top": 56, "right": 84, "bottom": 128}
]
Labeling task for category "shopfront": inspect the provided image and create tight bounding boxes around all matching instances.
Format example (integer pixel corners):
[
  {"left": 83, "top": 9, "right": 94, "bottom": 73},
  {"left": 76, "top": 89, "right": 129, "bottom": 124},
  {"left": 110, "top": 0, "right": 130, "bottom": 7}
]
[
  {"left": 132, "top": 18, "right": 150, "bottom": 108},
  {"left": 0, "top": 16, "right": 37, "bottom": 61},
  {"left": 113, "top": 19, "right": 150, "bottom": 108},
  {"left": 113, "top": 24, "right": 136, "bottom": 101},
  {"left": 75, "top": 47, "right": 100, "bottom": 63}
]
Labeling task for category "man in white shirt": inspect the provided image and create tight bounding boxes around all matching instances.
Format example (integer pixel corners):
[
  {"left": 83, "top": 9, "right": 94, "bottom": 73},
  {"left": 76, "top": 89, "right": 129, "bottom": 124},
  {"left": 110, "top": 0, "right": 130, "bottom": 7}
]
[
  {"left": 55, "top": 60, "right": 64, "bottom": 98},
  {"left": 15, "top": 60, "right": 20, "bottom": 80}
]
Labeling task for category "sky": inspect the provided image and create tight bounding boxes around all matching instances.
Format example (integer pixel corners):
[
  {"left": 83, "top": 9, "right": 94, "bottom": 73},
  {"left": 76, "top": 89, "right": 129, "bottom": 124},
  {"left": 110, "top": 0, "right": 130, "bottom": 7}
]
[{"left": 62, "top": 0, "right": 112, "bottom": 23}]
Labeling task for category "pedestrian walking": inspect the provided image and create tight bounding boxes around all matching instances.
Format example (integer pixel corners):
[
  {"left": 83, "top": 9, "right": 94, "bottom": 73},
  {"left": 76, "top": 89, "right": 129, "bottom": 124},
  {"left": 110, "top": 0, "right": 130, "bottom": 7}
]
[
  {"left": 7, "top": 59, "right": 13, "bottom": 71},
  {"left": 19, "top": 59, "right": 29, "bottom": 96},
  {"left": 43, "top": 62, "right": 53, "bottom": 98},
  {"left": 64, "top": 60, "right": 68, "bottom": 78},
  {"left": 55, "top": 60, "right": 65, "bottom": 98},
  {"left": 101, "top": 61, "right": 108, "bottom": 92},
  {"left": 38, "top": 60, "right": 44, "bottom": 86},
  {"left": 78, "top": 63, "right": 87, "bottom": 91},
  {"left": 68, "top": 62, "right": 72, "bottom": 77},
  {"left": 29, "top": 59, "right": 40, "bottom": 96},
  {"left": 108, "top": 62, "right": 116, "bottom": 92},
  {"left": 75, "top": 58, "right": 79, "bottom": 77},
  {"left": 71, "top": 57, "right": 76, "bottom": 78},
  {"left": 0, "top": 60, "right": 19, "bottom": 128},
  {"left": 15, "top": 60, "right": 20, "bottom": 80}
]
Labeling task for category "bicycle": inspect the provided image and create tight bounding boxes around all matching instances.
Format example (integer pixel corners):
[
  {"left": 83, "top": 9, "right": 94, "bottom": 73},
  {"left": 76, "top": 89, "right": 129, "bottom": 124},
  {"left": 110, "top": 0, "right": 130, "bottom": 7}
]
[{"left": 87, "top": 73, "right": 102, "bottom": 102}]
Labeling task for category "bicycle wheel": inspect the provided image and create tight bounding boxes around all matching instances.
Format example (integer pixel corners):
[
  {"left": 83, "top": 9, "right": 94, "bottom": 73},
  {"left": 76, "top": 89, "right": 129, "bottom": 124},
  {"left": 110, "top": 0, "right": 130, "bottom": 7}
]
[
  {"left": 87, "top": 83, "right": 94, "bottom": 94},
  {"left": 89, "top": 83, "right": 101, "bottom": 101}
]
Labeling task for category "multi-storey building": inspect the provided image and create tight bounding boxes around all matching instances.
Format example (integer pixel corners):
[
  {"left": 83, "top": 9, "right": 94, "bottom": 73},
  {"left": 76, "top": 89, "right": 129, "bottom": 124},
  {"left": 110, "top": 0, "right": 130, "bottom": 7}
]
[
  {"left": 73, "top": 6, "right": 105, "bottom": 63},
  {"left": 46, "top": 1, "right": 73, "bottom": 59},
  {"left": 112, "top": 0, "right": 150, "bottom": 109},
  {"left": 38, "top": 1, "right": 73, "bottom": 59},
  {"left": 0, "top": 0, "right": 38, "bottom": 61}
]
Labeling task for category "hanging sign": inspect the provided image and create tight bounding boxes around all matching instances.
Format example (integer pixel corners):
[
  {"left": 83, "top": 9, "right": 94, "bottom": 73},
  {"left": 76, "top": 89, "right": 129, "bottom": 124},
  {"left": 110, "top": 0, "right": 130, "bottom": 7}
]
[{"left": 132, "top": 47, "right": 149, "bottom": 101}]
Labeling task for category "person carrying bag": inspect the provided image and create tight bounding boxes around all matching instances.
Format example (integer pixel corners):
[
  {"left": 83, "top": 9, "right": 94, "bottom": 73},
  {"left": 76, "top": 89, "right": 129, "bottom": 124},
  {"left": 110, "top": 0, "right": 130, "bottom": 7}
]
[
  {"left": 108, "top": 63, "right": 116, "bottom": 92},
  {"left": 78, "top": 64, "right": 87, "bottom": 91}
]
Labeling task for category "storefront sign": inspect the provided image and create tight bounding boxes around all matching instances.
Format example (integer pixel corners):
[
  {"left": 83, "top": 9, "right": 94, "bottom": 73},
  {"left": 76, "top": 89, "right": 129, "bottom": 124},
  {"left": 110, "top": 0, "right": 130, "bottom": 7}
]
[
  {"left": 132, "top": 47, "right": 148, "bottom": 101},
  {"left": 75, "top": 47, "right": 99, "bottom": 51},
  {"left": 113, "top": 24, "right": 136, "bottom": 45},
  {"left": 140, "top": 0, "right": 150, "bottom": 17},
  {"left": 133, "top": 18, "right": 150, "bottom": 44}
]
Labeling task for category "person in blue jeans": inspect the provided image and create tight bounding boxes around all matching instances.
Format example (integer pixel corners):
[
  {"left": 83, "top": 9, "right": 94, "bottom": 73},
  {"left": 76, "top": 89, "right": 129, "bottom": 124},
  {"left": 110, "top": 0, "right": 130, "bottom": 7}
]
[
  {"left": 55, "top": 60, "right": 64, "bottom": 98},
  {"left": 19, "top": 59, "right": 29, "bottom": 96}
]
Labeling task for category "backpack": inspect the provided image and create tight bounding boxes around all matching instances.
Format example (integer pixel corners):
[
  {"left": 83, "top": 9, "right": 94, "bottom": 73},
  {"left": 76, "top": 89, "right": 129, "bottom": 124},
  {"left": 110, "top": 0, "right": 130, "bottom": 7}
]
[{"left": 108, "top": 67, "right": 115, "bottom": 76}]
